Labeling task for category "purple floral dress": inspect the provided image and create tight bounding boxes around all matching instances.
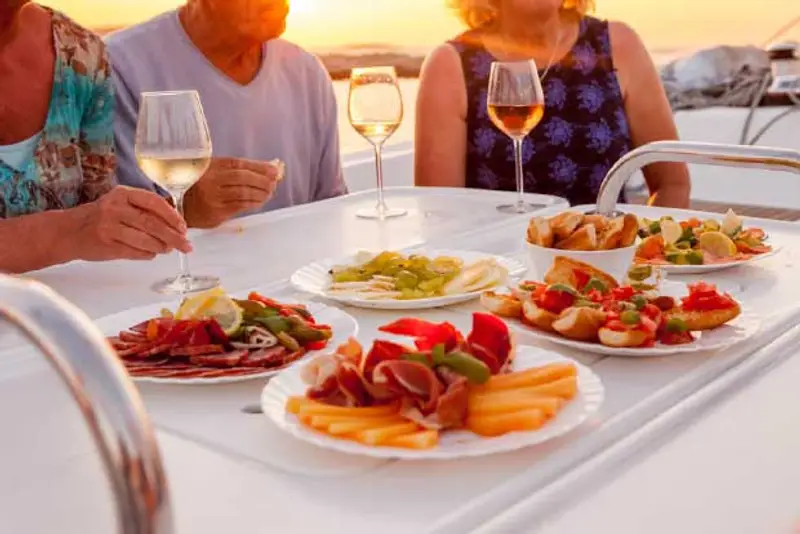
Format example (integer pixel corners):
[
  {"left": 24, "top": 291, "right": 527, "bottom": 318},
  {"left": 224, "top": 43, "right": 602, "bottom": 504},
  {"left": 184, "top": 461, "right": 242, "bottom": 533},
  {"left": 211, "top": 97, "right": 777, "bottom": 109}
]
[{"left": 450, "top": 17, "right": 632, "bottom": 205}]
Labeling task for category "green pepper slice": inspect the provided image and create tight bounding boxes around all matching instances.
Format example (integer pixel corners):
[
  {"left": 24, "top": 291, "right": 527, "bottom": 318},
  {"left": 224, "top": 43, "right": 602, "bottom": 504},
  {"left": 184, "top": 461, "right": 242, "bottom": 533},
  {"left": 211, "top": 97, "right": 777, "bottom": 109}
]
[
  {"left": 546, "top": 283, "right": 577, "bottom": 296},
  {"left": 583, "top": 277, "right": 609, "bottom": 293},
  {"left": 276, "top": 331, "right": 301, "bottom": 352},
  {"left": 435, "top": 351, "right": 491, "bottom": 385},
  {"left": 253, "top": 316, "right": 292, "bottom": 335}
]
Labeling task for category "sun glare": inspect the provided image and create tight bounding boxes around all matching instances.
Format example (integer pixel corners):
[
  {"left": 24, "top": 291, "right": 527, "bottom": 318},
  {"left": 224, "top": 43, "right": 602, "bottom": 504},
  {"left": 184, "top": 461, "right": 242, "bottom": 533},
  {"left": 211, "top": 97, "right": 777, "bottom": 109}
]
[{"left": 290, "top": 0, "right": 316, "bottom": 15}]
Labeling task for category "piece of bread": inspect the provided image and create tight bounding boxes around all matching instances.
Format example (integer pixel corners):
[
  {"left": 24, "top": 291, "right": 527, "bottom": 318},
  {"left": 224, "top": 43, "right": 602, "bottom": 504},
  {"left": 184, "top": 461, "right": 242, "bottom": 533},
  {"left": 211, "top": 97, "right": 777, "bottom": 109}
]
[
  {"left": 664, "top": 302, "right": 741, "bottom": 331},
  {"left": 544, "top": 256, "right": 619, "bottom": 290},
  {"left": 521, "top": 299, "right": 558, "bottom": 332},
  {"left": 619, "top": 214, "right": 639, "bottom": 247},
  {"left": 597, "top": 216, "right": 625, "bottom": 250},
  {"left": 555, "top": 224, "right": 598, "bottom": 251},
  {"left": 598, "top": 328, "right": 652, "bottom": 348},
  {"left": 581, "top": 214, "right": 609, "bottom": 233},
  {"left": 549, "top": 212, "right": 584, "bottom": 241},
  {"left": 552, "top": 307, "right": 607, "bottom": 341},
  {"left": 527, "top": 217, "right": 555, "bottom": 248},
  {"left": 480, "top": 291, "right": 523, "bottom": 319}
]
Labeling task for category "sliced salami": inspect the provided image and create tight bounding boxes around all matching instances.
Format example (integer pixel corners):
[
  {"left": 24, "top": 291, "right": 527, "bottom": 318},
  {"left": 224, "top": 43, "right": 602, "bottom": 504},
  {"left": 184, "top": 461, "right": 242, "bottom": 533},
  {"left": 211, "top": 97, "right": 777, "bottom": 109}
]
[
  {"left": 240, "top": 346, "right": 289, "bottom": 368},
  {"left": 189, "top": 350, "right": 248, "bottom": 368},
  {"left": 169, "top": 344, "right": 225, "bottom": 357}
]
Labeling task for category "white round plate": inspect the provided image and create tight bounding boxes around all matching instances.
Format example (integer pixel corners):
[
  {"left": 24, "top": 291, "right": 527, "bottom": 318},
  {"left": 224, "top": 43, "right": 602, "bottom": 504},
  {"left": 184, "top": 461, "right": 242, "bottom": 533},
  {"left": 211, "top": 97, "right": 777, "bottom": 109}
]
[
  {"left": 290, "top": 248, "right": 527, "bottom": 310},
  {"left": 261, "top": 346, "right": 604, "bottom": 459},
  {"left": 636, "top": 246, "right": 781, "bottom": 275},
  {"left": 97, "top": 299, "right": 358, "bottom": 385},
  {"left": 512, "top": 310, "right": 760, "bottom": 357}
]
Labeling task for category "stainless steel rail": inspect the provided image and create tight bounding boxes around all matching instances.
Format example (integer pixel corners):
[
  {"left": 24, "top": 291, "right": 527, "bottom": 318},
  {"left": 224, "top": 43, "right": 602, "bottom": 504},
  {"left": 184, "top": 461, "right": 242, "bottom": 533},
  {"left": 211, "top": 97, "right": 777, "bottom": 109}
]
[
  {"left": 595, "top": 141, "right": 800, "bottom": 215},
  {"left": 0, "top": 275, "right": 172, "bottom": 534}
]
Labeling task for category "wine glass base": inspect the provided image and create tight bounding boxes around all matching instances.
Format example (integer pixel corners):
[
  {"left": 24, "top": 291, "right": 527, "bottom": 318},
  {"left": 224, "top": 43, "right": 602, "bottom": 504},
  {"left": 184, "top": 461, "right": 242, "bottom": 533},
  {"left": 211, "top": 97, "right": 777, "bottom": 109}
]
[
  {"left": 496, "top": 202, "right": 540, "bottom": 214},
  {"left": 356, "top": 207, "right": 408, "bottom": 220},
  {"left": 152, "top": 275, "right": 220, "bottom": 295}
]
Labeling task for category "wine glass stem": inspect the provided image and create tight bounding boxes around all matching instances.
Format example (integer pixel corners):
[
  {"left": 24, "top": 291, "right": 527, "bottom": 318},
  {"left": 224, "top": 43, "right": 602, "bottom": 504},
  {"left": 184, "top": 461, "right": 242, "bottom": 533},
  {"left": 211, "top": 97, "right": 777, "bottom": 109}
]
[
  {"left": 373, "top": 143, "right": 388, "bottom": 217},
  {"left": 513, "top": 137, "right": 525, "bottom": 210},
  {"left": 173, "top": 191, "right": 192, "bottom": 285}
]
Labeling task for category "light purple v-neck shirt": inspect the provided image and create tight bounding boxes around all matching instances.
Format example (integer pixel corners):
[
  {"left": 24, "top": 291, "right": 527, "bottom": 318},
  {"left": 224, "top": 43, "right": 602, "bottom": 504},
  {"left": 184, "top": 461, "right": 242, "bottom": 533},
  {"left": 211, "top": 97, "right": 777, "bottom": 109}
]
[{"left": 106, "top": 12, "right": 347, "bottom": 214}]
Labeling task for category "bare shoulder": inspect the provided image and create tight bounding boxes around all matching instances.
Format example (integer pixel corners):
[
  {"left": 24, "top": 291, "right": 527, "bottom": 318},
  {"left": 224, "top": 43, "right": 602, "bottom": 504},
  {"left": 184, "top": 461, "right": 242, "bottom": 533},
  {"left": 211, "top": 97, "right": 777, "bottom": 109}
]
[
  {"left": 420, "top": 43, "right": 464, "bottom": 82},
  {"left": 607, "top": 20, "right": 650, "bottom": 64}
]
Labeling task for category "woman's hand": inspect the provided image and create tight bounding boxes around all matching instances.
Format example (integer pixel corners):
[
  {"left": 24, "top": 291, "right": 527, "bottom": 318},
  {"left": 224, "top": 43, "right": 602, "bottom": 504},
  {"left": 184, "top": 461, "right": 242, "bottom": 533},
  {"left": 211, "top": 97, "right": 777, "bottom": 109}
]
[
  {"left": 182, "top": 157, "right": 281, "bottom": 229},
  {"left": 70, "top": 186, "right": 191, "bottom": 261}
]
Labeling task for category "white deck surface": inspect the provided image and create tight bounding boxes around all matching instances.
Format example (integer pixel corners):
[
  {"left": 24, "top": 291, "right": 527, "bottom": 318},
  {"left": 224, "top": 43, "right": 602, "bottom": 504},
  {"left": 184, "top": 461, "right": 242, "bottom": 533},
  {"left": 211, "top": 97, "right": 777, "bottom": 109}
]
[{"left": 2, "top": 188, "right": 800, "bottom": 533}]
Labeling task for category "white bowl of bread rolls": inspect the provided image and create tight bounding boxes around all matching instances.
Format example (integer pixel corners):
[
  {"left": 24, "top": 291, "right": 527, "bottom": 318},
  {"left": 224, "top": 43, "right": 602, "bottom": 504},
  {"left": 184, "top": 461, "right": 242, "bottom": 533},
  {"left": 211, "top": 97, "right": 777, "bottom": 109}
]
[{"left": 525, "top": 211, "right": 639, "bottom": 282}]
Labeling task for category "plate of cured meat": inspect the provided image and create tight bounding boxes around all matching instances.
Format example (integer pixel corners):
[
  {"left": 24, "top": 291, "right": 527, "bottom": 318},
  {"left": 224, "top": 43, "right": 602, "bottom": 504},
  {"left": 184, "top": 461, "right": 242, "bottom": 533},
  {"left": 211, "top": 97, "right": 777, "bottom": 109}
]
[
  {"left": 102, "top": 289, "right": 357, "bottom": 384},
  {"left": 481, "top": 256, "right": 760, "bottom": 357},
  {"left": 261, "top": 313, "right": 604, "bottom": 459}
]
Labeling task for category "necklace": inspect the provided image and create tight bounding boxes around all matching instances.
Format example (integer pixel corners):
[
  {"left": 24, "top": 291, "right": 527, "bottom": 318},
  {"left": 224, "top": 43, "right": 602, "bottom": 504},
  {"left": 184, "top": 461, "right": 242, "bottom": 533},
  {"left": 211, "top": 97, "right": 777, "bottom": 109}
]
[{"left": 498, "top": 23, "right": 564, "bottom": 82}]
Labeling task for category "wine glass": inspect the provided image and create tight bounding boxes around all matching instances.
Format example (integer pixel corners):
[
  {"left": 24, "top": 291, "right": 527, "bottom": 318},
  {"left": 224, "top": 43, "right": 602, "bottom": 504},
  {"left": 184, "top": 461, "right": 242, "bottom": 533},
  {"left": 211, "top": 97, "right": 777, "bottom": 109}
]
[
  {"left": 348, "top": 66, "right": 407, "bottom": 219},
  {"left": 487, "top": 60, "right": 546, "bottom": 214},
  {"left": 135, "top": 90, "right": 219, "bottom": 295}
]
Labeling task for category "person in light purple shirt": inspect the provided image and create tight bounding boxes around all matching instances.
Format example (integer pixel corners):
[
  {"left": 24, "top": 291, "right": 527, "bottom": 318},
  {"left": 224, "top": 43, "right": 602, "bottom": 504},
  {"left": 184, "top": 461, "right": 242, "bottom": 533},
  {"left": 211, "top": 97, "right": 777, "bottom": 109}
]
[{"left": 106, "top": 0, "right": 348, "bottom": 229}]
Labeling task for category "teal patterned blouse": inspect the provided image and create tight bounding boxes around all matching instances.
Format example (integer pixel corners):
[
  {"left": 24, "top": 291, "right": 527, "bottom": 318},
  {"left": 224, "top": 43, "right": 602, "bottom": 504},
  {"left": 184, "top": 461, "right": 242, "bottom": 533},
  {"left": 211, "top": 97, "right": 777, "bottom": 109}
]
[{"left": 0, "top": 8, "right": 115, "bottom": 219}]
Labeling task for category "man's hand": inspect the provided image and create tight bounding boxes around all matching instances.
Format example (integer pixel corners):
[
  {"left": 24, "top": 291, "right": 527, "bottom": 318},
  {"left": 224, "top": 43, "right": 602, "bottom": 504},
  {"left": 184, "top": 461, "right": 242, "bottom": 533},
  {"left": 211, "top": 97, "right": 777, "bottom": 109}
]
[
  {"left": 182, "top": 158, "right": 281, "bottom": 229},
  {"left": 68, "top": 186, "right": 191, "bottom": 261}
]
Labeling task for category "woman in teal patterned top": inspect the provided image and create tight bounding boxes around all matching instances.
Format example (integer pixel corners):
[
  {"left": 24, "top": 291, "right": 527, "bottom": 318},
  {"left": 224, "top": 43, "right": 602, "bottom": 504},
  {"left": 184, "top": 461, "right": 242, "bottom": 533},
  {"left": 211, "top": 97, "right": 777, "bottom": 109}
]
[{"left": 0, "top": 2, "right": 191, "bottom": 273}]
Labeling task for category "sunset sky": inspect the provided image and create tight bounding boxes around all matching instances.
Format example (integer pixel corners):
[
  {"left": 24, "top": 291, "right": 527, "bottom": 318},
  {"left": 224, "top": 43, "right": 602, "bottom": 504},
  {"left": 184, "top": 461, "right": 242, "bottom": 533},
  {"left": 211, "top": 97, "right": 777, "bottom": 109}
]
[{"left": 41, "top": 0, "right": 798, "bottom": 52}]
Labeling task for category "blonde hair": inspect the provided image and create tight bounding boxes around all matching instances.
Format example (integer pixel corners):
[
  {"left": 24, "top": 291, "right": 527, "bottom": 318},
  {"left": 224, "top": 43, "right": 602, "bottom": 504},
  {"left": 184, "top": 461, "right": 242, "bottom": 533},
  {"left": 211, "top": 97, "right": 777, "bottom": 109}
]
[{"left": 448, "top": 0, "right": 595, "bottom": 29}]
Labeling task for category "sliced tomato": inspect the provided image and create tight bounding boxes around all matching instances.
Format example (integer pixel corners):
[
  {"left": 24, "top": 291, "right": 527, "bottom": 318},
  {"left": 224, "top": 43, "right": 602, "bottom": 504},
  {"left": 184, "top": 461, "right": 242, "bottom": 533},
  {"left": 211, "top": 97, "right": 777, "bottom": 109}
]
[
  {"left": 658, "top": 330, "right": 695, "bottom": 345},
  {"left": 610, "top": 286, "right": 637, "bottom": 302},
  {"left": 682, "top": 283, "right": 737, "bottom": 311},
  {"left": 641, "top": 303, "right": 662, "bottom": 323},
  {"left": 535, "top": 290, "right": 576, "bottom": 314},
  {"left": 573, "top": 269, "right": 591, "bottom": 291},
  {"left": 604, "top": 319, "right": 628, "bottom": 332}
]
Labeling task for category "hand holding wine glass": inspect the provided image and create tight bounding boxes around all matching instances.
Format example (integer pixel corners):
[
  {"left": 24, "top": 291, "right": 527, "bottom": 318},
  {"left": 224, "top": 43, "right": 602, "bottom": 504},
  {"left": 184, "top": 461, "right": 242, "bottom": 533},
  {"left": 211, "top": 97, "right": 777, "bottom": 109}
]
[
  {"left": 348, "top": 66, "right": 406, "bottom": 219},
  {"left": 487, "top": 60, "right": 545, "bottom": 214},
  {"left": 135, "top": 90, "right": 219, "bottom": 295}
]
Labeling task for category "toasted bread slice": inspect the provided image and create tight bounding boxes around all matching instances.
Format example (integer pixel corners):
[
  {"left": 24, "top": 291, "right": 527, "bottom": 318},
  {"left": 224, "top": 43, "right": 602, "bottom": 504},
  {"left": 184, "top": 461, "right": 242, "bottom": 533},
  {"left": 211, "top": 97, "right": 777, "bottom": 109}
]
[
  {"left": 552, "top": 307, "right": 607, "bottom": 341},
  {"left": 521, "top": 299, "right": 558, "bottom": 332},
  {"left": 544, "top": 256, "right": 619, "bottom": 290},
  {"left": 597, "top": 216, "right": 625, "bottom": 250},
  {"left": 549, "top": 212, "right": 584, "bottom": 241},
  {"left": 619, "top": 213, "right": 639, "bottom": 247},
  {"left": 555, "top": 224, "right": 597, "bottom": 251},
  {"left": 480, "top": 291, "right": 523, "bottom": 318},
  {"left": 598, "top": 328, "right": 653, "bottom": 348},
  {"left": 581, "top": 214, "right": 609, "bottom": 233},
  {"left": 527, "top": 216, "right": 555, "bottom": 248},
  {"left": 664, "top": 303, "right": 741, "bottom": 331}
]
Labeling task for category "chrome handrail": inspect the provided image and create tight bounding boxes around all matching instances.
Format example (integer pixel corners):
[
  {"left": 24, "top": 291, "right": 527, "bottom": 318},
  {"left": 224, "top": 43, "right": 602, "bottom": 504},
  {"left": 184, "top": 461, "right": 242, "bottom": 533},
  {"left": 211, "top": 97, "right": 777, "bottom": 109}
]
[
  {"left": 595, "top": 141, "right": 800, "bottom": 215},
  {"left": 0, "top": 276, "right": 172, "bottom": 534}
]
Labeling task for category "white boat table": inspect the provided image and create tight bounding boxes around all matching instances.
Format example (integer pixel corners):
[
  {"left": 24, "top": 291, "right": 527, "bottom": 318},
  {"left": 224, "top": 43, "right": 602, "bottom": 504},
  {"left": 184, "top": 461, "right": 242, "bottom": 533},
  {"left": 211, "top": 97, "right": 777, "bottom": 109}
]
[{"left": 2, "top": 187, "right": 800, "bottom": 534}]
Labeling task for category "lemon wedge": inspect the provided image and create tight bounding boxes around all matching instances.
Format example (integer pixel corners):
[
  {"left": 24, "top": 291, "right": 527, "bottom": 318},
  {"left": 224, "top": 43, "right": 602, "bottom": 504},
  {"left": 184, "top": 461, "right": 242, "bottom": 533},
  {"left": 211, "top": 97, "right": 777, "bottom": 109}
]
[
  {"left": 660, "top": 219, "right": 683, "bottom": 245},
  {"left": 697, "top": 231, "right": 737, "bottom": 258},
  {"left": 175, "top": 288, "right": 243, "bottom": 336}
]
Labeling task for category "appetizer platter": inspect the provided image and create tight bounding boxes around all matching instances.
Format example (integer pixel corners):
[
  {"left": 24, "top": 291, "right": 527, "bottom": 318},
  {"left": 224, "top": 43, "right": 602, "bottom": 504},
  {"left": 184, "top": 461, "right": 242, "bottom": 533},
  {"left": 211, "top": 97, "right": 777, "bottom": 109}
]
[
  {"left": 104, "top": 288, "right": 357, "bottom": 384},
  {"left": 525, "top": 211, "right": 639, "bottom": 282},
  {"left": 635, "top": 209, "right": 779, "bottom": 274},
  {"left": 290, "top": 249, "right": 526, "bottom": 310},
  {"left": 482, "top": 257, "right": 759, "bottom": 357},
  {"left": 261, "top": 313, "right": 604, "bottom": 459}
]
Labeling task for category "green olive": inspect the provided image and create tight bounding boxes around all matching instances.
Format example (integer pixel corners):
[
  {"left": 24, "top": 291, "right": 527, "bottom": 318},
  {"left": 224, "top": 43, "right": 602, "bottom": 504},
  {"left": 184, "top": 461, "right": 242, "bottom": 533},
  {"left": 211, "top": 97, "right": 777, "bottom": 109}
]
[
  {"left": 665, "top": 317, "right": 689, "bottom": 333},
  {"left": 620, "top": 310, "right": 641, "bottom": 325}
]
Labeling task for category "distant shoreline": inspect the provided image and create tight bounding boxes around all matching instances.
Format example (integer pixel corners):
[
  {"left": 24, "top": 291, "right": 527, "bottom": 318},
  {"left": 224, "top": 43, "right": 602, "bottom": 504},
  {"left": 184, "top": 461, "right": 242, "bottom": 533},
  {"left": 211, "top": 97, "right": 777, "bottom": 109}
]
[{"left": 93, "top": 26, "right": 685, "bottom": 79}]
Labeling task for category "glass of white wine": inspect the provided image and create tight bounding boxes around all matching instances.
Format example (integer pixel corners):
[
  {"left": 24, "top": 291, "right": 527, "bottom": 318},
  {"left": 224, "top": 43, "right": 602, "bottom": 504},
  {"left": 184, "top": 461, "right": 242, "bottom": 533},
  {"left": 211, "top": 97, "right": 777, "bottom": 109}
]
[
  {"left": 348, "top": 66, "right": 407, "bottom": 220},
  {"left": 487, "top": 60, "right": 546, "bottom": 214},
  {"left": 135, "top": 90, "right": 219, "bottom": 295}
]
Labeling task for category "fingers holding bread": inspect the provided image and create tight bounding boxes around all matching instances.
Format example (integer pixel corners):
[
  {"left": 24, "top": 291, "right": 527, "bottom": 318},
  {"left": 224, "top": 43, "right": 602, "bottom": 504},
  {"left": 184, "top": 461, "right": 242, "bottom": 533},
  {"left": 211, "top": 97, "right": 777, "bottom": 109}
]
[{"left": 526, "top": 211, "right": 639, "bottom": 251}]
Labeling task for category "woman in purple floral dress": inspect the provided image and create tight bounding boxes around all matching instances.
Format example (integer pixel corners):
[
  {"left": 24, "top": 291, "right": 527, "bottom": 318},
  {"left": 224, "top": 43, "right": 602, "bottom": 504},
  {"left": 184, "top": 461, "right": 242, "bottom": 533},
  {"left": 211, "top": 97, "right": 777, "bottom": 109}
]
[{"left": 415, "top": 0, "right": 690, "bottom": 207}]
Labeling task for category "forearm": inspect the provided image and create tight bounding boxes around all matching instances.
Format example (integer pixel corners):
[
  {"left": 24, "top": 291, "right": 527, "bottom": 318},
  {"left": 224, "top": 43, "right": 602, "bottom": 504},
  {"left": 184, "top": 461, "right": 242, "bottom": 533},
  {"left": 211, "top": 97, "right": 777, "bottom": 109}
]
[
  {"left": 0, "top": 210, "right": 79, "bottom": 274},
  {"left": 645, "top": 162, "right": 691, "bottom": 208}
]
